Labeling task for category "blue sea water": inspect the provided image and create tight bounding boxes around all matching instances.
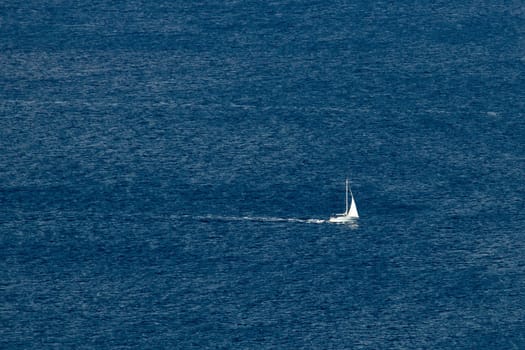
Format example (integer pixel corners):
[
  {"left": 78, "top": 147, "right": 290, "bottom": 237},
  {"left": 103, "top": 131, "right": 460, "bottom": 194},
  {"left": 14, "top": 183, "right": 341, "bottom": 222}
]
[{"left": 1, "top": 1, "right": 525, "bottom": 348}]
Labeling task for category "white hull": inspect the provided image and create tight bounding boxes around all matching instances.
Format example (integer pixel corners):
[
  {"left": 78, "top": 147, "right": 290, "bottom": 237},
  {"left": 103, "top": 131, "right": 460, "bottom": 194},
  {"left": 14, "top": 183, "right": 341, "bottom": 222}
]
[{"left": 328, "top": 214, "right": 358, "bottom": 223}]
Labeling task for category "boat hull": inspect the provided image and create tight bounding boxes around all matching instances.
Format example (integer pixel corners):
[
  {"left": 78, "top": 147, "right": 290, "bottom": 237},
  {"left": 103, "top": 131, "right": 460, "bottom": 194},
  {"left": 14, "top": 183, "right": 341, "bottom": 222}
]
[{"left": 328, "top": 215, "right": 358, "bottom": 223}]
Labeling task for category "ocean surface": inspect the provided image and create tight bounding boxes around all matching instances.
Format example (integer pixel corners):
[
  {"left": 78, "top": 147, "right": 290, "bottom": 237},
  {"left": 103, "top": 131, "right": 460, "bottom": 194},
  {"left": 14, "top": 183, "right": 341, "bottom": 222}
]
[{"left": 2, "top": 1, "right": 525, "bottom": 348}]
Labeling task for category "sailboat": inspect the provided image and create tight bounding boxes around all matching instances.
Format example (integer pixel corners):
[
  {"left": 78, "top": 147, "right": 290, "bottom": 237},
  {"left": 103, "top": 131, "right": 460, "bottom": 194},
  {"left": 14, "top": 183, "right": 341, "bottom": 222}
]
[{"left": 329, "top": 178, "right": 359, "bottom": 223}]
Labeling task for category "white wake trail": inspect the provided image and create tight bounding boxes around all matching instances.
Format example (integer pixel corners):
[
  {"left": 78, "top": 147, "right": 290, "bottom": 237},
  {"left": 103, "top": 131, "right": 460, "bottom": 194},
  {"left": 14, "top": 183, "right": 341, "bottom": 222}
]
[{"left": 177, "top": 214, "right": 327, "bottom": 224}]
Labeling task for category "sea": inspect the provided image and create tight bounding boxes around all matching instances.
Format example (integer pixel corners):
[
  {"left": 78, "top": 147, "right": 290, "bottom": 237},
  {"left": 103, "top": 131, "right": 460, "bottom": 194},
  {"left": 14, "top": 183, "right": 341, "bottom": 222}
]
[{"left": 1, "top": 1, "right": 525, "bottom": 348}]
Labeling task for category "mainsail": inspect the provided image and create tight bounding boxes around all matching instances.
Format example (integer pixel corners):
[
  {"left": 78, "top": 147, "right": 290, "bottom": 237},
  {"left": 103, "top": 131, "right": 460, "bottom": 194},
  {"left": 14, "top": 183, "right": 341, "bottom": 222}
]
[{"left": 348, "top": 195, "right": 359, "bottom": 218}]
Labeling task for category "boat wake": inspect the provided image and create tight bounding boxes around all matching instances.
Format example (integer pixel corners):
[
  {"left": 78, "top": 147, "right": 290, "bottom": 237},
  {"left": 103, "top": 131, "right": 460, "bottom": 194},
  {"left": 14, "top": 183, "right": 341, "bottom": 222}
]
[{"left": 174, "top": 214, "right": 327, "bottom": 224}]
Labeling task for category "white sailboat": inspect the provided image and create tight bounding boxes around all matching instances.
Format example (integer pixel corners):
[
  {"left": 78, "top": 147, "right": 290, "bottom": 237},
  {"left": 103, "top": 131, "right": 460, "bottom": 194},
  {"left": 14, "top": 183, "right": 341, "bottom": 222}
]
[{"left": 329, "top": 178, "right": 359, "bottom": 223}]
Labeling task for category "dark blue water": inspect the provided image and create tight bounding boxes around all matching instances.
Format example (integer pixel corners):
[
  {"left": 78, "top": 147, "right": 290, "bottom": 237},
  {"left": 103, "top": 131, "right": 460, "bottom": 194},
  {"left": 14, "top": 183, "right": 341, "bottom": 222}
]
[{"left": 2, "top": 1, "right": 525, "bottom": 348}]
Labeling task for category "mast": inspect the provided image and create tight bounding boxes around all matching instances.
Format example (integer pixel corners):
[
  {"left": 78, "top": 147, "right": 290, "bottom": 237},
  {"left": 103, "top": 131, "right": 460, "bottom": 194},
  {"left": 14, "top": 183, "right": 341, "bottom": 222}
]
[{"left": 345, "top": 178, "right": 349, "bottom": 214}]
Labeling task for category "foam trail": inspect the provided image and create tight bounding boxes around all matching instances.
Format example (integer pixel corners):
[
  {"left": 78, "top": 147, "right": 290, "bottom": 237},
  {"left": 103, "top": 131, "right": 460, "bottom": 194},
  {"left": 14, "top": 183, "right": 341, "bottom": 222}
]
[{"left": 176, "top": 214, "right": 327, "bottom": 224}]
